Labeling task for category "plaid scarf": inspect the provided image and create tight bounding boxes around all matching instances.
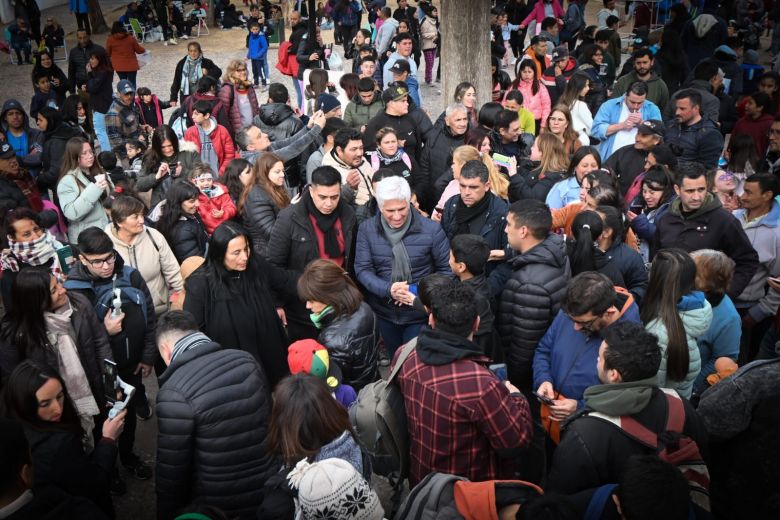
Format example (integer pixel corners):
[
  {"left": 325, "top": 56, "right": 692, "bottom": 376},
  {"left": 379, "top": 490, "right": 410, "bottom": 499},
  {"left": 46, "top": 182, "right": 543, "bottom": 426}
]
[
  {"left": 0, "top": 231, "right": 65, "bottom": 281},
  {"left": 4, "top": 168, "right": 44, "bottom": 212}
]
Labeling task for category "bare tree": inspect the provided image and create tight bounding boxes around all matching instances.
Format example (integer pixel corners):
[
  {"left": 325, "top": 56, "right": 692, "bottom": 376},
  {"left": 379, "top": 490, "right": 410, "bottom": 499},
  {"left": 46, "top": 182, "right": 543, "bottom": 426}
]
[{"left": 87, "top": 0, "right": 109, "bottom": 33}]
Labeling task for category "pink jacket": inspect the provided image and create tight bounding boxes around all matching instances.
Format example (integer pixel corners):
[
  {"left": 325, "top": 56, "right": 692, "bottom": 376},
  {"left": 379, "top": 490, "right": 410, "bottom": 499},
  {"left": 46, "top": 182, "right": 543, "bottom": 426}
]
[
  {"left": 218, "top": 82, "right": 260, "bottom": 137},
  {"left": 512, "top": 79, "right": 551, "bottom": 127},
  {"left": 521, "top": 0, "right": 564, "bottom": 27}
]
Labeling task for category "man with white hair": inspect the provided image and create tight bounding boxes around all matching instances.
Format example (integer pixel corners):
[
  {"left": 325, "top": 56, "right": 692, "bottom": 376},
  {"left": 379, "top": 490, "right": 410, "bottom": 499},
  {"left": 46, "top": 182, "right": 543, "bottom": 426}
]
[
  {"left": 418, "top": 103, "right": 469, "bottom": 209},
  {"left": 354, "top": 176, "right": 451, "bottom": 357}
]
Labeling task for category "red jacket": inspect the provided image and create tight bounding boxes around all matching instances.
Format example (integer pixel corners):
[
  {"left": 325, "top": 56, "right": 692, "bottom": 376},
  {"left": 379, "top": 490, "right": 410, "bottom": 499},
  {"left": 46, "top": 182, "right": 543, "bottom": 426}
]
[
  {"left": 183, "top": 121, "right": 236, "bottom": 175},
  {"left": 197, "top": 183, "right": 238, "bottom": 234},
  {"left": 106, "top": 32, "right": 145, "bottom": 72}
]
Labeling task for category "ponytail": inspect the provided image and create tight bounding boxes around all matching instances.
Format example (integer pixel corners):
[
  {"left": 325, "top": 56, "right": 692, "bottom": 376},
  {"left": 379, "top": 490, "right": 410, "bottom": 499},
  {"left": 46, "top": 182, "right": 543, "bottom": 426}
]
[{"left": 569, "top": 211, "right": 603, "bottom": 275}]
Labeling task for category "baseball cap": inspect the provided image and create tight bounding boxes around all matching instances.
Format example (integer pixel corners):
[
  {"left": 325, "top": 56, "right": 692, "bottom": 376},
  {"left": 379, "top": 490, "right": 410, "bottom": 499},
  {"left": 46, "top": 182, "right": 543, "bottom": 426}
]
[
  {"left": 552, "top": 45, "right": 569, "bottom": 62},
  {"left": 0, "top": 143, "right": 16, "bottom": 160},
  {"left": 530, "top": 35, "right": 549, "bottom": 46},
  {"left": 381, "top": 84, "right": 409, "bottom": 104},
  {"left": 637, "top": 119, "right": 664, "bottom": 138},
  {"left": 117, "top": 80, "right": 135, "bottom": 95},
  {"left": 389, "top": 59, "right": 411, "bottom": 75},
  {"left": 288, "top": 339, "right": 342, "bottom": 389}
]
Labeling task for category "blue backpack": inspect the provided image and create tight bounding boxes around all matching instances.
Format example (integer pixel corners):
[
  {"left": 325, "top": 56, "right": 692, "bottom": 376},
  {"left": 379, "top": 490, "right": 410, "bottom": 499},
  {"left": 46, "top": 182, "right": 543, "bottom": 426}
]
[{"left": 64, "top": 265, "right": 149, "bottom": 324}]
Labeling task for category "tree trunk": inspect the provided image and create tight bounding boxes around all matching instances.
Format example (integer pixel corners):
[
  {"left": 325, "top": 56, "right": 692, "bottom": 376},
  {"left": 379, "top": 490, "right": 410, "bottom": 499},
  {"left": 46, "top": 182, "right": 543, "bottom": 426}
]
[
  {"left": 440, "top": 0, "right": 492, "bottom": 111},
  {"left": 87, "top": 0, "right": 109, "bottom": 34}
]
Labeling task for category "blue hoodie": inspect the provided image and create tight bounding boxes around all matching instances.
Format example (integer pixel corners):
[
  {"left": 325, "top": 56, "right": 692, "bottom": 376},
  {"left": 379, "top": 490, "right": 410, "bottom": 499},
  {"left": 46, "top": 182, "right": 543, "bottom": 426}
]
[
  {"left": 533, "top": 290, "right": 641, "bottom": 406},
  {"left": 246, "top": 31, "right": 268, "bottom": 60}
]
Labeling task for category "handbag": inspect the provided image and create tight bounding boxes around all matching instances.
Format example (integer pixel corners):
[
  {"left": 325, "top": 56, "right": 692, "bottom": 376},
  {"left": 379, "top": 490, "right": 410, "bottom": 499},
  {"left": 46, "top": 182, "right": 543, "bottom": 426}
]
[{"left": 137, "top": 50, "right": 152, "bottom": 69}]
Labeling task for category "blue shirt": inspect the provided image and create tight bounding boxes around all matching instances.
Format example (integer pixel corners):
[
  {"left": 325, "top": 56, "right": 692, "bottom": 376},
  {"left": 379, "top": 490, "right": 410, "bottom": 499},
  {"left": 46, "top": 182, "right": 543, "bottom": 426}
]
[{"left": 6, "top": 132, "right": 27, "bottom": 159}]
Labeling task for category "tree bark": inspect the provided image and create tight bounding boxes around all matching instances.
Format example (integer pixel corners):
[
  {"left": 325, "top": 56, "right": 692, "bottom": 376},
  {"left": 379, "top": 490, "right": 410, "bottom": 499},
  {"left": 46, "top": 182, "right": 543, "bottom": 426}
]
[
  {"left": 440, "top": 0, "right": 492, "bottom": 111},
  {"left": 87, "top": 0, "right": 109, "bottom": 34}
]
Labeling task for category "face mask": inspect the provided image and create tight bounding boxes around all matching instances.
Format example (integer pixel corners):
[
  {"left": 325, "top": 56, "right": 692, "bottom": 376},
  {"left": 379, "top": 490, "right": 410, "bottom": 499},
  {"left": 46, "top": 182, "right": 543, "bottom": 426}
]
[
  {"left": 309, "top": 305, "right": 334, "bottom": 329},
  {"left": 78, "top": 115, "right": 86, "bottom": 124}
]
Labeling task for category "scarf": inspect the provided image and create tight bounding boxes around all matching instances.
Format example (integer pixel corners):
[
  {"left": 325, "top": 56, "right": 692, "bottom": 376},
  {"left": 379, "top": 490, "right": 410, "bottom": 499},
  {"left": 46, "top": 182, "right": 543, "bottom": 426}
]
[
  {"left": 181, "top": 55, "right": 203, "bottom": 96},
  {"left": 304, "top": 190, "right": 343, "bottom": 259},
  {"left": 170, "top": 331, "right": 211, "bottom": 363},
  {"left": 377, "top": 148, "right": 405, "bottom": 166},
  {"left": 0, "top": 231, "right": 65, "bottom": 280},
  {"left": 44, "top": 301, "right": 99, "bottom": 443},
  {"left": 3, "top": 169, "right": 43, "bottom": 212},
  {"left": 454, "top": 191, "right": 491, "bottom": 235},
  {"left": 380, "top": 209, "right": 413, "bottom": 283}
]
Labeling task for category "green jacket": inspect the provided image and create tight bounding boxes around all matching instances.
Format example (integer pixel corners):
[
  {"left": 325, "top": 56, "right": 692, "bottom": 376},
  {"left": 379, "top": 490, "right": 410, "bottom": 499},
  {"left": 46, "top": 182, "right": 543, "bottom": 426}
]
[
  {"left": 343, "top": 91, "right": 384, "bottom": 131},
  {"left": 611, "top": 71, "right": 670, "bottom": 112}
]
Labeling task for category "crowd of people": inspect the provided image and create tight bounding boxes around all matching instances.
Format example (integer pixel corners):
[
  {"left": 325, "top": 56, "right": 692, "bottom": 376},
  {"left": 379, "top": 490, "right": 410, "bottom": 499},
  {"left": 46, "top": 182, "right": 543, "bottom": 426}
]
[{"left": 1, "top": 0, "right": 780, "bottom": 519}]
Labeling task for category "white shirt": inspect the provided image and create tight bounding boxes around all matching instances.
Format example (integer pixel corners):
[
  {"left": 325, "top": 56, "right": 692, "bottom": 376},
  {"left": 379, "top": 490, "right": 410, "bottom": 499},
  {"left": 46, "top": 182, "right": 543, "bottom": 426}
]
[{"left": 612, "top": 102, "right": 637, "bottom": 151}]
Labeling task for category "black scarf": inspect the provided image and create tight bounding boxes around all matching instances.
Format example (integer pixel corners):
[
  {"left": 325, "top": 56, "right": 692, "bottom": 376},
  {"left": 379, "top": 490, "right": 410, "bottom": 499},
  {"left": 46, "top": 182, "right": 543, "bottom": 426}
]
[
  {"left": 454, "top": 192, "right": 491, "bottom": 235},
  {"left": 304, "top": 190, "right": 342, "bottom": 259}
]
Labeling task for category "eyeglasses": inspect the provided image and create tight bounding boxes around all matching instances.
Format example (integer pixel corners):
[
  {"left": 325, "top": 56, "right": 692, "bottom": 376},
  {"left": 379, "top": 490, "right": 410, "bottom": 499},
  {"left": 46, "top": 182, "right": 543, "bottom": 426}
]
[
  {"left": 566, "top": 312, "right": 602, "bottom": 330},
  {"left": 84, "top": 252, "right": 116, "bottom": 267}
]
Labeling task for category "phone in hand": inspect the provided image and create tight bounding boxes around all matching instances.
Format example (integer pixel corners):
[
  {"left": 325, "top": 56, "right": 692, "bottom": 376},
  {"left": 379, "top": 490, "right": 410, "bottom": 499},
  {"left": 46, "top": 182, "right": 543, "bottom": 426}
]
[
  {"left": 489, "top": 363, "right": 507, "bottom": 382},
  {"left": 769, "top": 276, "right": 780, "bottom": 284},
  {"left": 535, "top": 391, "right": 555, "bottom": 406},
  {"left": 103, "top": 359, "right": 121, "bottom": 405}
]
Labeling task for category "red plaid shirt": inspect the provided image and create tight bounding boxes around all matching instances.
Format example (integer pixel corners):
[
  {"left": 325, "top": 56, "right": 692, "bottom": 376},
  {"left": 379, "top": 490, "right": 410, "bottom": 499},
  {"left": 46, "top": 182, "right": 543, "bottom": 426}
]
[{"left": 394, "top": 348, "right": 533, "bottom": 485}]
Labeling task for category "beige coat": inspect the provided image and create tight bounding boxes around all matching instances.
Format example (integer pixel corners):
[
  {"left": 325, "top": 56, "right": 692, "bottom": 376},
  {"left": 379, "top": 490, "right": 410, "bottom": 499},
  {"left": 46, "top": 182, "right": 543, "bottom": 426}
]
[
  {"left": 105, "top": 223, "right": 183, "bottom": 315},
  {"left": 320, "top": 149, "right": 374, "bottom": 206}
]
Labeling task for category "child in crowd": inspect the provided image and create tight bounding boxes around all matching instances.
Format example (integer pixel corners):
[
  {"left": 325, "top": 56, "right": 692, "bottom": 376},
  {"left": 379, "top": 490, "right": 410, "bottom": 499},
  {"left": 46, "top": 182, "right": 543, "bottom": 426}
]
[
  {"left": 124, "top": 139, "right": 146, "bottom": 179},
  {"left": 30, "top": 73, "right": 59, "bottom": 119},
  {"left": 246, "top": 22, "right": 270, "bottom": 87},
  {"left": 287, "top": 339, "right": 357, "bottom": 409},
  {"left": 449, "top": 234, "right": 498, "bottom": 357},
  {"left": 503, "top": 90, "right": 537, "bottom": 135},
  {"left": 135, "top": 86, "right": 172, "bottom": 131},
  {"left": 184, "top": 100, "right": 236, "bottom": 175},
  {"left": 98, "top": 150, "right": 129, "bottom": 186},
  {"left": 188, "top": 164, "right": 237, "bottom": 234}
]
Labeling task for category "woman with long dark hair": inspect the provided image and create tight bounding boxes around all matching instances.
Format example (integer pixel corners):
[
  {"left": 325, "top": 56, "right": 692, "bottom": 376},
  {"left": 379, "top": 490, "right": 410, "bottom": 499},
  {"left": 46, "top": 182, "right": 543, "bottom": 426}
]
[
  {"left": 1, "top": 360, "right": 124, "bottom": 517},
  {"left": 507, "top": 59, "right": 551, "bottom": 132},
  {"left": 0, "top": 269, "right": 113, "bottom": 441},
  {"left": 643, "top": 249, "right": 713, "bottom": 398},
  {"left": 546, "top": 145, "right": 601, "bottom": 209},
  {"left": 220, "top": 157, "right": 253, "bottom": 205},
  {"left": 136, "top": 125, "right": 202, "bottom": 207},
  {"left": 31, "top": 49, "right": 71, "bottom": 104},
  {"left": 595, "top": 205, "right": 648, "bottom": 303},
  {"left": 566, "top": 210, "right": 625, "bottom": 287},
  {"left": 61, "top": 94, "right": 93, "bottom": 142},
  {"left": 297, "top": 259, "right": 378, "bottom": 390},
  {"left": 85, "top": 47, "right": 114, "bottom": 153},
  {"left": 56, "top": 137, "right": 112, "bottom": 243},
  {"left": 239, "top": 153, "right": 291, "bottom": 256},
  {"left": 627, "top": 165, "right": 676, "bottom": 263},
  {"left": 574, "top": 44, "right": 607, "bottom": 114},
  {"left": 183, "top": 222, "right": 296, "bottom": 387},
  {"left": 557, "top": 72, "right": 593, "bottom": 144},
  {"left": 156, "top": 180, "right": 209, "bottom": 263},
  {"left": 267, "top": 373, "right": 368, "bottom": 476}
]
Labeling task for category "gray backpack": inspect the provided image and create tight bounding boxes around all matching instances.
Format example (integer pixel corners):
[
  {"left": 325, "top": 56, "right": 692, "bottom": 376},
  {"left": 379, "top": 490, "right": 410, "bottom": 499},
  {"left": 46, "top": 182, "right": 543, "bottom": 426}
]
[
  {"left": 348, "top": 339, "right": 417, "bottom": 507},
  {"left": 393, "top": 473, "right": 466, "bottom": 520}
]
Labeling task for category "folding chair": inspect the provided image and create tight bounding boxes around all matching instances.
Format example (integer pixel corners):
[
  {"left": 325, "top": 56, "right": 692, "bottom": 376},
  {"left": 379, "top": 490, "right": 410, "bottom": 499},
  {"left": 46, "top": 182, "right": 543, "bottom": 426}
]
[
  {"left": 53, "top": 40, "right": 67, "bottom": 62},
  {"left": 195, "top": 11, "right": 210, "bottom": 37},
  {"left": 129, "top": 18, "right": 148, "bottom": 43}
]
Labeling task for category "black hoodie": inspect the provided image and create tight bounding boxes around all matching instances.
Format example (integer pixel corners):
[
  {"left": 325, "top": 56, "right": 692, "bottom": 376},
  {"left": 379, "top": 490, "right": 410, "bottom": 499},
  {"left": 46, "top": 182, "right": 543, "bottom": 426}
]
[{"left": 416, "top": 325, "right": 485, "bottom": 366}]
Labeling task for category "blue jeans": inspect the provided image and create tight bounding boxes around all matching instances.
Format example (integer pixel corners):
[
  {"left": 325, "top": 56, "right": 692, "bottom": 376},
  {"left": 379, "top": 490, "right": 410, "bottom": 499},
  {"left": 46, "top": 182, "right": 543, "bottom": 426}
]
[
  {"left": 377, "top": 318, "right": 422, "bottom": 358},
  {"left": 293, "top": 79, "right": 303, "bottom": 110},
  {"left": 92, "top": 111, "right": 110, "bottom": 153}
]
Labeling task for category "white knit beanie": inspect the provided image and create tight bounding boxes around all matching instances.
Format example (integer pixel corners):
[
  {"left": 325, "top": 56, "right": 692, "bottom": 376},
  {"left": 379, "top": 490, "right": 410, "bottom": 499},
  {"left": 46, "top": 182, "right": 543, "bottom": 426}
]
[{"left": 287, "top": 458, "right": 385, "bottom": 520}]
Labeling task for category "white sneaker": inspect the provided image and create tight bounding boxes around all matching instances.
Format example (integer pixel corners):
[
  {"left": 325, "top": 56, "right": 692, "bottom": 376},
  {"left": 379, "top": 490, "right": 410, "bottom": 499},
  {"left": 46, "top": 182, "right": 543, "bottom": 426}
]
[
  {"left": 163, "top": 41, "right": 168, "bottom": 46},
  {"left": 181, "top": 35, "right": 189, "bottom": 39},
  {"left": 169, "top": 38, "right": 178, "bottom": 45}
]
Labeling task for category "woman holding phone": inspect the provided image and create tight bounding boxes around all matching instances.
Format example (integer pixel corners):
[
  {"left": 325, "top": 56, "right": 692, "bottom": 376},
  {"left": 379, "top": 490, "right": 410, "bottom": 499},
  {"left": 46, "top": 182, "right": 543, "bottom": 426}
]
[
  {"left": 56, "top": 137, "right": 113, "bottom": 243},
  {"left": 2, "top": 360, "right": 124, "bottom": 517},
  {"left": 136, "top": 125, "right": 202, "bottom": 208}
]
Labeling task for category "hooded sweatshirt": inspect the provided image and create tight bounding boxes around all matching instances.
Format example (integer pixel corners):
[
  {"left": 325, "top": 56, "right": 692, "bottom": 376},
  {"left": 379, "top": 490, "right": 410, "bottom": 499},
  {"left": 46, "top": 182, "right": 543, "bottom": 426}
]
[
  {"left": 1, "top": 99, "right": 43, "bottom": 172},
  {"left": 646, "top": 291, "right": 713, "bottom": 399},
  {"left": 611, "top": 70, "right": 670, "bottom": 111}
]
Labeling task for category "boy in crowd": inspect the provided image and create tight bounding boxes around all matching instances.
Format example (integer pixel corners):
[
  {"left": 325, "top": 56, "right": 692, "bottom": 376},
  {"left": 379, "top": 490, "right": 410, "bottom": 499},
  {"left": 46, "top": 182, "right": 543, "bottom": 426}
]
[
  {"left": 30, "top": 72, "right": 58, "bottom": 119},
  {"left": 184, "top": 100, "right": 236, "bottom": 175}
]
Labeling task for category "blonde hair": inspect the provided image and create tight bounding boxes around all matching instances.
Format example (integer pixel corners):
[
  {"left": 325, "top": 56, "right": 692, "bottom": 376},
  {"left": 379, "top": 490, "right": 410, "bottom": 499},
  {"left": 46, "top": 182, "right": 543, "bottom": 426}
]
[
  {"left": 536, "top": 133, "right": 570, "bottom": 174},
  {"left": 451, "top": 145, "right": 509, "bottom": 200},
  {"left": 224, "top": 59, "right": 253, "bottom": 89}
]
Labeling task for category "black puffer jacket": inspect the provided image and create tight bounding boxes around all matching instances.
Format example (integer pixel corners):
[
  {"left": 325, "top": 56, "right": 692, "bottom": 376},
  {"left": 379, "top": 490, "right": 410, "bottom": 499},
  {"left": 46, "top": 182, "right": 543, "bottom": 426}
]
[
  {"left": 168, "top": 214, "right": 209, "bottom": 264},
  {"left": 39, "top": 122, "right": 83, "bottom": 192},
  {"left": 495, "top": 234, "right": 571, "bottom": 390},
  {"left": 0, "top": 175, "right": 30, "bottom": 211},
  {"left": 418, "top": 124, "right": 465, "bottom": 205},
  {"left": 318, "top": 302, "right": 378, "bottom": 390},
  {"left": 508, "top": 166, "right": 566, "bottom": 203},
  {"left": 156, "top": 340, "right": 276, "bottom": 520},
  {"left": 256, "top": 103, "right": 304, "bottom": 143},
  {"left": 0, "top": 292, "right": 112, "bottom": 402},
  {"left": 243, "top": 185, "right": 282, "bottom": 257}
]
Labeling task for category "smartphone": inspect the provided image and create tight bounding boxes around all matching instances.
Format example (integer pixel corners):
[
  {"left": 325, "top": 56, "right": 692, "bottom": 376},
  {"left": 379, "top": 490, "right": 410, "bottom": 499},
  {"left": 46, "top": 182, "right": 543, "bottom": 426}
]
[
  {"left": 56, "top": 245, "right": 75, "bottom": 275},
  {"left": 770, "top": 276, "right": 780, "bottom": 284},
  {"left": 535, "top": 391, "right": 555, "bottom": 406},
  {"left": 628, "top": 201, "right": 643, "bottom": 214},
  {"left": 489, "top": 363, "right": 507, "bottom": 382},
  {"left": 408, "top": 283, "right": 418, "bottom": 296},
  {"left": 103, "top": 359, "right": 119, "bottom": 405},
  {"left": 492, "top": 153, "right": 511, "bottom": 169},
  {"left": 434, "top": 207, "right": 443, "bottom": 214}
]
